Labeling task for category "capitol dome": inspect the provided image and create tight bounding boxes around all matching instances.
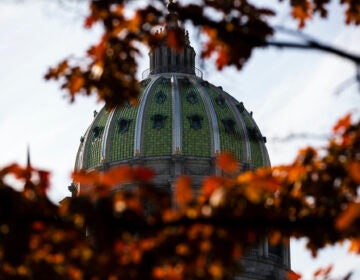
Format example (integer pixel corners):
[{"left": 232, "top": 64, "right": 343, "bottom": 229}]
[
  {"left": 74, "top": 67, "right": 270, "bottom": 182},
  {"left": 74, "top": 4, "right": 290, "bottom": 279},
  {"left": 75, "top": 18, "right": 269, "bottom": 187}
]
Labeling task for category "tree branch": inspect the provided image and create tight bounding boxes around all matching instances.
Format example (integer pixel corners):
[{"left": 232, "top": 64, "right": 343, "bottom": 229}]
[{"left": 266, "top": 39, "right": 360, "bottom": 64}]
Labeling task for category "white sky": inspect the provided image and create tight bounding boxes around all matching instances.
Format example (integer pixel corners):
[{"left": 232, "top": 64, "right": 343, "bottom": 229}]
[{"left": 0, "top": 0, "right": 359, "bottom": 279}]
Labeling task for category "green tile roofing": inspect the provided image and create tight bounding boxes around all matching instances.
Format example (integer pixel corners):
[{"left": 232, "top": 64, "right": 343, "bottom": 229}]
[{"left": 75, "top": 73, "right": 269, "bottom": 171}]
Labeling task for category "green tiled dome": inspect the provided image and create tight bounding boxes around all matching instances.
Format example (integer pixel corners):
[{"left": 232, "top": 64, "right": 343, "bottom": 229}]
[
  {"left": 75, "top": 6, "right": 270, "bottom": 178},
  {"left": 75, "top": 72, "right": 270, "bottom": 172},
  {"left": 74, "top": 5, "right": 290, "bottom": 279}
]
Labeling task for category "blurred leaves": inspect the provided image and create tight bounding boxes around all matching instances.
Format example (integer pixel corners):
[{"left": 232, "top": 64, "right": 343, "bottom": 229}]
[
  {"left": 0, "top": 115, "right": 359, "bottom": 279},
  {"left": 45, "top": 0, "right": 360, "bottom": 107},
  {"left": 14, "top": 0, "right": 360, "bottom": 279}
]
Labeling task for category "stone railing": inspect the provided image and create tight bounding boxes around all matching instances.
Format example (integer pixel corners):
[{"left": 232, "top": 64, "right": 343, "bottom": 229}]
[{"left": 141, "top": 67, "right": 203, "bottom": 80}]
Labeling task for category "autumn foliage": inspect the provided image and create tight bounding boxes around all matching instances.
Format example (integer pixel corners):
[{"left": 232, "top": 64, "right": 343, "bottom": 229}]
[
  {"left": 0, "top": 114, "right": 359, "bottom": 279},
  {"left": 2, "top": 0, "right": 360, "bottom": 279},
  {"left": 45, "top": 0, "right": 360, "bottom": 108}
]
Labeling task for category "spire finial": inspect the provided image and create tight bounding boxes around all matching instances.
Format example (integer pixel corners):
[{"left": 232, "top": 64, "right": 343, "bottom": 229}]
[
  {"left": 27, "top": 145, "right": 31, "bottom": 168},
  {"left": 167, "top": 0, "right": 175, "bottom": 12},
  {"left": 166, "top": 0, "right": 174, "bottom": 12},
  {"left": 165, "top": 0, "right": 179, "bottom": 29}
]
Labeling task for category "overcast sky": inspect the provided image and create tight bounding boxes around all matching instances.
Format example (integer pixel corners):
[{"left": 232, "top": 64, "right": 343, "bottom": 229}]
[{"left": 1, "top": 0, "right": 360, "bottom": 279}]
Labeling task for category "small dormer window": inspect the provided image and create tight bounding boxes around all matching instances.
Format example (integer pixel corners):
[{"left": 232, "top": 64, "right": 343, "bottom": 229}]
[
  {"left": 215, "top": 96, "right": 226, "bottom": 108},
  {"left": 247, "top": 127, "right": 262, "bottom": 141},
  {"left": 222, "top": 119, "right": 236, "bottom": 134},
  {"left": 187, "top": 114, "right": 203, "bottom": 130},
  {"left": 118, "top": 119, "right": 131, "bottom": 133},
  {"left": 151, "top": 114, "right": 167, "bottom": 129},
  {"left": 160, "top": 78, "right": 168, "bottom": 84},
  {"left": 123, "top": 100, "right": 132, "bottom": 108},
  {"left": 186, "top": 91, "right": 197, "bottom": 104},
  {"left": 140, "top": 79, "right": 150, "bottom": 87},
  {"left": 201, "top": 81, "right": 209, "bottom": 87},
  {"left": 92, "top": 126, "right": 102, "bottom": 138},
  {"left": 181, "top": 77, "right": 190, "bottom": 85},
  {"left": 236, "top": 102, "right": 245, "bottom": 113},
  {"left": 156, "top": 90, "right": 166, "bottom": 104}
]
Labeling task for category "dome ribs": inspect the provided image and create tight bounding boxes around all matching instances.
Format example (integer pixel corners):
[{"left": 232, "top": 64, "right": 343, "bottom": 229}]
[
  {"left": 206, "top": 85, "right": 247, "bottom": 163},
  {"left": 84, "top": 108, "right": 109, "bottom": 170},
  {"left": 101, "top": 108, "right": 116, "bottom": 163},
  {"left": 192, "top": 77, "right": 221, "bottom": 162},
  {"left": 134, "top": 77, "right": 158, "bottom": 157},
  {"left": 241, "top": 109, "right": 269, "bottom": 167},
  {"left": 171, "top": 75, "right": 182, "bottom": 155}
]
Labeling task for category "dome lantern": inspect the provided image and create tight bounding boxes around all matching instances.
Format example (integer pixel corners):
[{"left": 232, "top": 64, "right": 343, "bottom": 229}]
[{"left": 148, "top": 1, "right": 196, "bottom": 76}]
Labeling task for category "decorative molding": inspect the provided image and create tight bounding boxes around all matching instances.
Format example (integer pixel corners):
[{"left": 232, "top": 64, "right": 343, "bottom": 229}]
[
  {"left": 193, "top": 76, "right": 221, "bottom": 161},
  {"left": 172, "top": 75, "right": 182, "bottom": 154},
  {"left": 101, "top": 108, "right": 116, "bottom": 162},
  {"left": 222, "top": 94, "right": 251, "bottom": 162},
  {"left": 134, "top": 77, "right": 158, "bottom": 156}
]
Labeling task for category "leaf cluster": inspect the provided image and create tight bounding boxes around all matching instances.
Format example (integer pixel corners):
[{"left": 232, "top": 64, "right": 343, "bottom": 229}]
[
  {"left": 45, "top": 0, "right": 360, "bottom": 108},
  {"left": 0, "top": 116, "right": 359, "bottom": 279}
]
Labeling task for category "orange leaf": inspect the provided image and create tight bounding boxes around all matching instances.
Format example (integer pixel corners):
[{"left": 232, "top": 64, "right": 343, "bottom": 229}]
[
  {"left": 1, "top": 163, "right": 29, "bottom": 180},
  {"left": 87, "top": 37, "right": 105, "bottom": 60},
  {"left": 243, "top": 184, "right": 263, "bottom": 204},
  {"left": 162, "top": 209, "right": 178, "bottom": 222},
  {"left": 349, "top": 238, "right": 360, "bottom": 254},
  {"left": 232, "top": 244, "right": 242, "bottom": 259},
  {"left": 287, "top": 271, "right": 302, "bottom": 280},
  {"left": 174, "top": 176, "right": 193, "bottom": 206},
  {"left": 101, "top": 165, "right": 134, "bottom": 187},
  {"left": 268, "top": 231, "right": 281, "bottom": 246},
  {"left": 323, "top": 265, "right": 333, "bottom": 276},
  {"left": 347, "top": 161, "right": 360, "bottom": 184},
  {"left": 209, "top": 262, "right": 224, "bottom": 278},
  {"left": 133, "top": 166, "right": 155, "bottom": 182},
  {"left": 313, "top": 265, "right": 333, "bottom": 277},
  {"left": 152, "top": 267, "right": 165, "bottom": 279},
  {"left": 167, "top": 29, "right": 184, "bottom": 52},
  {"left": 68, "top": 74, "right": 85, "bottom": 95},
  {"left": 216, "top": 47, "right": 229, "bottom": 70},
  {"left": 176, "top": 244, "right": 190, "bottom": 256},
  {"left": 335, "top": 202, "right": 360, "bottom": 231},
  {"left": 127, "top": 12, "right": 141, "bottom": 33},
  {"left": 216, "top": 152, "right": 239, "bottom": 174},
  {"left": 202, "top": 176, "right": 222, "bottom": 198},
  {"left": 84, "top": 15, "right": 96, "bottom": 28},
  {"left": 333, "top": 113, "right": 351, "bottom": 133},
  {"left": 291, "top": 1, "right": 312, "bottom": 28},
  {"left": 287, "top": 165, "right": 306, "bottom": 183},
  {"left": 72, "top": 170, "right": 100, "bottom": 186},
  {"left": 127, "top": 197, "right": 143, "bottom": 214}
]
